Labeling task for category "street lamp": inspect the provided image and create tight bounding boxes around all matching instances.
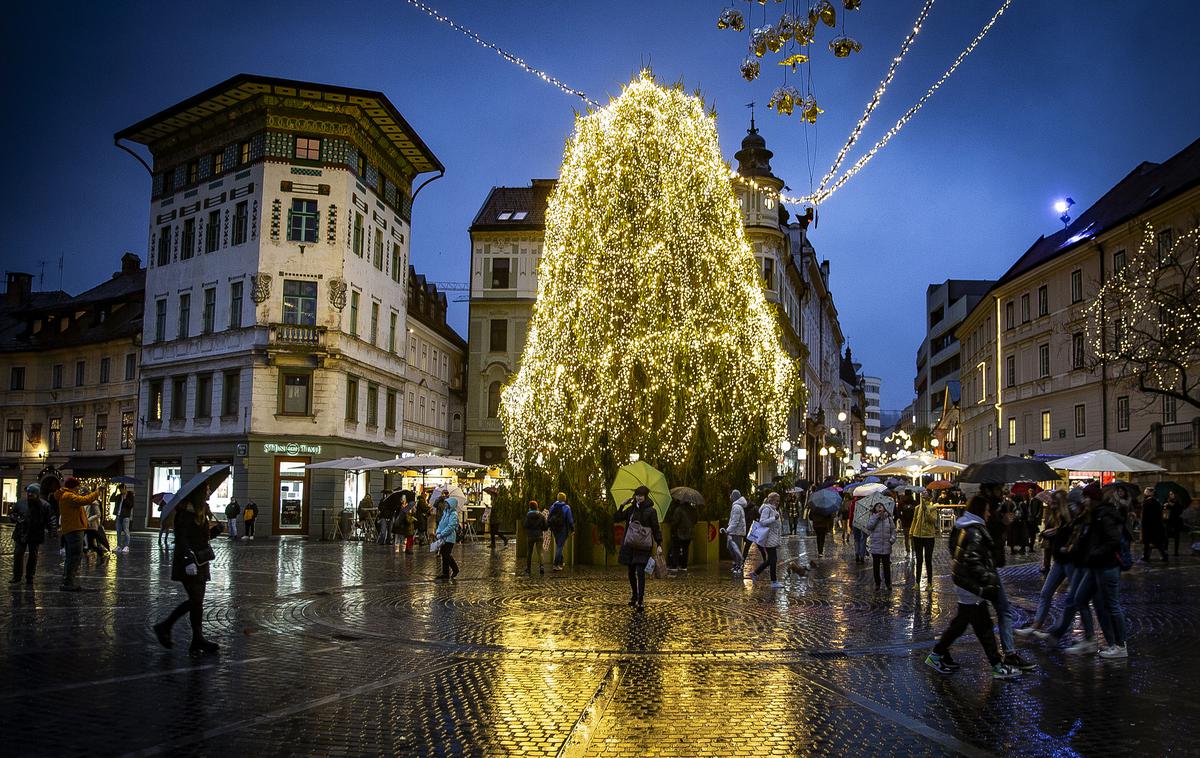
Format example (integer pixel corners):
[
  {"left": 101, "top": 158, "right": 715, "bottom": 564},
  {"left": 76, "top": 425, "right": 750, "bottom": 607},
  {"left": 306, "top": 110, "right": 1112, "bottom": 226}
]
[
  {"left": 930, "top": 438, "right": 939, "bottom": 449},
  {"left": 837, "top": 411, "right": 847, "bottom": 422},
  {"left": 1055, "top": 197, "right": 1075, "bottom": 226}
]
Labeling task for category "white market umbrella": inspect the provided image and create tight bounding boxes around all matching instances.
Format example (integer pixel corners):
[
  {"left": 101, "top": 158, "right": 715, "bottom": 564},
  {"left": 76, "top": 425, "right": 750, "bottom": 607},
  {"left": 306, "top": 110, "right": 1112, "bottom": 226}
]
[
  {"left": 305, "top": 456, "right": 383, "bottom": 471},
  {"left": 1050, "top": 449, "right": 1166, "bottom": 474},
  {"left": 361, "top": 454, "right": 488, "bottom": 473},
  {"left": 921, "top": 459, "right": 968, "bottom": 476},
  {"left": 848, "top": 482, "right": 889, "bottom": 496}
]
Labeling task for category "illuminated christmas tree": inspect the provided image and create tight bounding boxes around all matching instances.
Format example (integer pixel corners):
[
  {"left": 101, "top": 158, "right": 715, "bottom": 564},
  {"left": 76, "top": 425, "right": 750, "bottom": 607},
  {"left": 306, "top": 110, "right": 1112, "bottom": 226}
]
[{"left": 501, "top": 73, "right": 801, "bottom": 499}]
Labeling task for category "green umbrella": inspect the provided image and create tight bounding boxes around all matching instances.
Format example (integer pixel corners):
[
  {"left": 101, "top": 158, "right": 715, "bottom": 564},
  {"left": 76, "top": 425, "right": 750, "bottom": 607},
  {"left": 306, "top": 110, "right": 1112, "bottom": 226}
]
[{"left": 611, "top": 461, "right": 671, "bottom": 518}]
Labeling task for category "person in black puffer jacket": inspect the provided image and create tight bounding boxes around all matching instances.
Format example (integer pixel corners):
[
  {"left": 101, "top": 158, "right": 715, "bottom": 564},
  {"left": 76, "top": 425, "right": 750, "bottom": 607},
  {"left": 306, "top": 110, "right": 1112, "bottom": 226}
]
[
  {"left": 615, "top": 486, "right": 662, "bottom": 611},
  {"left": 152, "top": 486, "right": 221, "bottom": 657}
]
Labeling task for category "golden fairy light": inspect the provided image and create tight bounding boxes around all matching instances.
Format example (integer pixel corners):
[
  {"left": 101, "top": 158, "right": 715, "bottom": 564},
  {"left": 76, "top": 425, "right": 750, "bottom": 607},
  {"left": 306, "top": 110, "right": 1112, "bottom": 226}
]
[{"left": 501, "top": 73, "right": 800, "bottom": 471}]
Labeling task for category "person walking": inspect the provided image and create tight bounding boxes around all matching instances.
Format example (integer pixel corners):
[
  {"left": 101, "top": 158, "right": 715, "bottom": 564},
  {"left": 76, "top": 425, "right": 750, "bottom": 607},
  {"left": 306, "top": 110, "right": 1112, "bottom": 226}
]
[
  {"left": 115, "top": 486, "right": 135, "bottom": 553},
  {"left": 896, "top": 494, "right": 916, "bottom": 557},
  {"left": 11, "top": 484, "right": 51, "bottom": 585},
  {"left": 749, "top": 492, "right": 783, "bottom": 588},
  {"left": 1165, "top": 491, "right": 1187, "bottom": 557},
  {"left": 1015, "top": 494, "right": 1073, "bottom": 637},
  {"left": 435, "top": 496, "right": 460, "bottom": 580},
  {"left": 157, "top": 497, "right": 174, "bottom": 550},
  {"left": 849, "top": 496, "right": 868, "bottom": 564},
  {"left": 1002, "top": 495, "right": 1028, "bottom": 556},
  {"left": 1034, "top": 485, "right": 1102, "bottom": 655},
  {"left": 85, "top": 496, "right": 111, "bottom": 556},
  {"left": 242, "top": 499, "right": 258, "bottom": 540},
  {"left": 615, "top": 486, "right": 663, "bottom": 610},
  {"left": 808, "top": 497, "right": 834, "bottom": 560},
  {"left": 866, "top": 501, "right": 897, "bottom": 591},
  {"left": 909, "top": 495, "right": 939, "bottom": 588},
  {"left": 664, "top": 496, "right": 696, "bottom": 574},
  {"left": 723, "top": 490, "right": 748, "bottom": 574},
  {"left": 924, "top": 497, "right": 1021, "bottom": 680},
  {"left": 1090, "top": 484, "right": 1131, "bottom": 659},
  {"left": 547, "top": 492, "right": 574, "bottom": 571},
  {"left": 58, "top": 477, "right": 100, "bottom": 591},
  {"left": 399, "top": 495, "right": 418, "bottom": 553},
  {"left": 976, "top": 482, "right": 1034, "bottom": 671},
  {"left": 225, "top": 498, "right": 241, "bottom": 541},
  {"left": 1138, "top": 487, "right": 1167, "bottom": 562},
  {"left": 742, "top": 496, "right": 761, "bottom": 566},
  {"left": 152, "top": 486, "right": 220, "bottom": 656},
  {"left": 523, "top": 500, "right": 547, "bottom": 575}
]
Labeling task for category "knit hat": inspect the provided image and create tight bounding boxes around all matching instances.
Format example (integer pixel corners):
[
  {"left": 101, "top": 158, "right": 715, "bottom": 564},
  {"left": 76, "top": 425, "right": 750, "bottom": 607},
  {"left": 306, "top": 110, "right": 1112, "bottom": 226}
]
[
  {"left": 634, "top": 485, "right": 650, "bottom": 497},
  {"left": 63, "top": 477, "right": 80, "bottom": 489},
  {"left": 556, "top": 491, "right": 567, "bottom": 501},
  {"left": 25, "top": 483, "right": 40, "bottom": 495},
  {"left": 1082, "top": 482, "right": 1103, "bottom": 502}
]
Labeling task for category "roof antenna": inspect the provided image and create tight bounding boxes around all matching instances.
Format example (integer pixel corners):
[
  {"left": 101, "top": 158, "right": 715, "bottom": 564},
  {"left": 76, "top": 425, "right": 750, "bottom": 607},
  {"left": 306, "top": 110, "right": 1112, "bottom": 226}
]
[
  {"left": 746, "top": 101, "right": 756, "bottom": 132},
  {"left": 58, "top": 255, "right": 64, "bottom": 290},
  {"left": 38, "top": 260, "right": 46, "bottom": 289}
]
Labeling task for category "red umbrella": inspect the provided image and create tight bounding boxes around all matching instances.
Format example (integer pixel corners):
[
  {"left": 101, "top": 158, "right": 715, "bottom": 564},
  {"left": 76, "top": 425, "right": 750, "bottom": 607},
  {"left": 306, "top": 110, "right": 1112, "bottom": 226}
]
[
  {"left": 927, "top": 480, "right": 954, "bottom": 490},
  {"left": 1011, "top": 482, "right": 1043, "bottom": 496}
]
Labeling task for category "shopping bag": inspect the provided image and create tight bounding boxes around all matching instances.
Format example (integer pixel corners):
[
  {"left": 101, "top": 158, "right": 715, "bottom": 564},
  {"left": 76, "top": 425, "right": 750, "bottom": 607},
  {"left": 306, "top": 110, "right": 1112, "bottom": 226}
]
[
  {"left": 644, "top": 556, "right": 656, "bottom": 575},
  {"left": 653, "top": 548, "right": 669, "bottom": 579},
  {"left": 429, "top": 538, "right": 443, "bottom": 553},
  {"left": 747, "top": 520, "right": 769, "bottom": 545}
]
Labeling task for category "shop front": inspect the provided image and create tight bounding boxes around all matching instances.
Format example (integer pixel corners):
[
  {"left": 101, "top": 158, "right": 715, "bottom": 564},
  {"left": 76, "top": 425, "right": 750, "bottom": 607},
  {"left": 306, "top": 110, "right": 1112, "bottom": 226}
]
[{"left": 271, "top": 455, "right": 311, "bottom": 534}]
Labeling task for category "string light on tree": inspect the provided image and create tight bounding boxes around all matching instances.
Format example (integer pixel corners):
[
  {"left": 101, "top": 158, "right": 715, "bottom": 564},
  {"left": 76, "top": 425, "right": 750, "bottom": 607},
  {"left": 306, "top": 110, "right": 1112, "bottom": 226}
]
[{"left": 501, "top": 73, "right": 800, "bottom": 475}]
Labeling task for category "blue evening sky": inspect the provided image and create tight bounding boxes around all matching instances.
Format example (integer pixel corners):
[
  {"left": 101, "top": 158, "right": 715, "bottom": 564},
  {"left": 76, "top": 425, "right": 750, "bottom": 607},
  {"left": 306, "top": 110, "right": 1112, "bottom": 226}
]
[{"left": 3, "top": 1, "right": 1198, "bottom": 412}]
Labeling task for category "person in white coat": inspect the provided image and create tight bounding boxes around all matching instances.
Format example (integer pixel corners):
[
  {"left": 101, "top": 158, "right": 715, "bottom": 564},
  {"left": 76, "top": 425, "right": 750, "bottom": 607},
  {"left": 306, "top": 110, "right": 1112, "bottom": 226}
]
[
  {"left": 722, "top": 490, "right": 748, "bottom": 575},
  {"left": 866, "top": 502, "right": 897, "bottom": 591},
  {"left": 750, "top": 493, "right": 783, "bottom": 588}
]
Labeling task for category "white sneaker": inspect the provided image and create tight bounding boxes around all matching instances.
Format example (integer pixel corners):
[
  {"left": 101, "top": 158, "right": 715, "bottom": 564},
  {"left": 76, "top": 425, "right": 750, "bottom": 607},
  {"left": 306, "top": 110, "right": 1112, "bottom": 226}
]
[
  {"left": 770, "top": 581, "right": 784, "bottom": 589},
  {"left": 1099, "top": 644, "right": 1128, "bottom": 659},
  {"left": 59, "top": 548, "right": 66, "bottom": 557},
  {"left": 1032, "top": 629, "right": 1056, "bottom": 642},
  {"left": 121, "top": 546, "right": 130, "bottom": 554},
  {"left": 1014, "top": 626, "right": 1038, "bottom": 638},
  {"left": 1064, "top": 638, "right": 1100, "bottom": 655}
]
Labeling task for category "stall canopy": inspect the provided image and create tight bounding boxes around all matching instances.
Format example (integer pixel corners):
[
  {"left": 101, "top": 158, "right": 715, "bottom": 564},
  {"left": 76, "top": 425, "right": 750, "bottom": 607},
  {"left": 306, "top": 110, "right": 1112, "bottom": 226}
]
[{"left": 1049, "top": 449, "right": 1166, "bottom": 473}]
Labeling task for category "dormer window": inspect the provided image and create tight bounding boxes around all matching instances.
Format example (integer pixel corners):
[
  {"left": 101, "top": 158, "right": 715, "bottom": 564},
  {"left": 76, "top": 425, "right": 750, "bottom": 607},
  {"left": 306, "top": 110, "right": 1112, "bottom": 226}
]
[
  {"left": 512, "top": 211, "right": 528, "bottom": 220},
  {"left": 496, "top": 212, "right": 513, "bottom": 221}
]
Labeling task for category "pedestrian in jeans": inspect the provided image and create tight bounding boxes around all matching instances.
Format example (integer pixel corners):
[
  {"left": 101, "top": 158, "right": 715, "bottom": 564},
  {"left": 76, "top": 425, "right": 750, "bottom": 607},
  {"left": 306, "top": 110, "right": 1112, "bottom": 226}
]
[
  {"left": 849, "top": 497, "right": 869, "bottom": 564},
  {"left": 808, "top": 500, "right": 834, "bottom": 559},
  {"left": 225, "top": 499, "right": 241, "bottom": 541},
  {"left": 547, "top": 493, "right": 574, "bottom": 571},
  {"left": 972, "top": 483, "right": 1035, "bottom": 671},
  {"left": 1035, "top": 485, "right": 1102, "bottom": 655},
  {"left": 1016, "top": 496, "right": 1073, "bottom": 637},
  {"left": 435, "top": 497, "right": 460, "bottom": 580},
  {"left": 57, "top": 477, "right": 100, "bottom": 591},
  {"left": 908, "top": 497, "right": 938, "bottom": 588},
  {"left": 925, "top": 497, "right": 1021, "bottom": 680},
  {"left": 749, "top": 493, "right": 783, "bottom": 588},
  {"left": 723, "top": 490, "right": 747, "bottom": 574},
  {"left": 115, "top": 486, "right": 135, "bottom": 553},
  {"left": 11, "top": 484, "right": 51, "bottom": 585},
  {"left": 1090, "top": 484, "right": 1132, "bottom": 659},
  {"left": 85, "top": 499, "right": 111, "bottom": 556},
  {"left": 614, "top": 486, "right": 663, "bottom": 611},
  {"left": 866, "top": 502, "right": 896, "bottom": 591},
  {"left": 523, "top": 500, "right": 547, "bottom": 575}
]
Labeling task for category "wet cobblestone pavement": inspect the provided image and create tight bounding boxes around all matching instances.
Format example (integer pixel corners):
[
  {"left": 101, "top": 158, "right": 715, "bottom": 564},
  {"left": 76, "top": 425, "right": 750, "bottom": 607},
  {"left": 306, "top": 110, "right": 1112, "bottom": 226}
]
[{"left": 3, "top": 527, "right": 1197, "bottom": 757}]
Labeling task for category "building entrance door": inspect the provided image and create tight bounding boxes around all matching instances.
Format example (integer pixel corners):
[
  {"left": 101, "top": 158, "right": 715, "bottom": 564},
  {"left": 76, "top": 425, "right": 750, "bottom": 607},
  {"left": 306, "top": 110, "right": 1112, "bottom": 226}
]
[{"left": 273, "top": 456, "right": 310, "bottom": 534}]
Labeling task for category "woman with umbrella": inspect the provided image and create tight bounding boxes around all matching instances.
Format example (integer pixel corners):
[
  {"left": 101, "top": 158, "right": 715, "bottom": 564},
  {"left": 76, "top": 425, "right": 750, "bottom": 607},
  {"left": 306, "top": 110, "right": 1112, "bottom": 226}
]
[
  {"left": 614, "top": 486, "right": 663, "bottom": 610},
  {"left": 749, "top": 492, "right": 783, "bottom": 588},
  {"left": 1139, "top": 487, "right": 1168, "bottom": 562},
  {"left": 152, "top": 475, "right": 223, "bottom": 656}
]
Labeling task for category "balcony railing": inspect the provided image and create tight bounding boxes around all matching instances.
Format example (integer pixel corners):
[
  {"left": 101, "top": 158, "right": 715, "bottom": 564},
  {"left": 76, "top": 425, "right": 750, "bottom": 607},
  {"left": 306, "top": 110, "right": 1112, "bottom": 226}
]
[{"left": 269, "top": 323, "right": 327, "bottom": 348}]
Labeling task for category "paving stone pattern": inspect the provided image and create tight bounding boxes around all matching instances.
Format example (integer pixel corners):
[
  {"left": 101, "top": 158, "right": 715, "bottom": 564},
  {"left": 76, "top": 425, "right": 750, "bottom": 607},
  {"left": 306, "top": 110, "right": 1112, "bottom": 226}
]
[{"left": 2, "top": 527, "right": 1197, "bottom": 757}]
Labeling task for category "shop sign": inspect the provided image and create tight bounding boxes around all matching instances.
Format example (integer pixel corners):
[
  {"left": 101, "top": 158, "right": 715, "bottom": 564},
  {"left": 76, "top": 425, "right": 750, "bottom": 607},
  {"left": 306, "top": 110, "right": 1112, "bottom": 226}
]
[{"left": 263, "top": 442, "right": 322, "bottom": 456}]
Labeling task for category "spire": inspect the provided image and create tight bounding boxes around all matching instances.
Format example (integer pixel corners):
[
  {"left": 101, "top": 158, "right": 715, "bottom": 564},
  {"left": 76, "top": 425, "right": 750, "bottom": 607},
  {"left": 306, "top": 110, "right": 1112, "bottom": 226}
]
[{"left": 734, "top": 117, "right": 776, "bottom": 180}]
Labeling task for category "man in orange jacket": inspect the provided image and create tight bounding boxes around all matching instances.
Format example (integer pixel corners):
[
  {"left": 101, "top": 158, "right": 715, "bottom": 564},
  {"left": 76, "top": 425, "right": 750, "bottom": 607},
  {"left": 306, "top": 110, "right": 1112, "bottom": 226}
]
[{"left": 57, "top": 477, "right": 101, "bottom": 591}]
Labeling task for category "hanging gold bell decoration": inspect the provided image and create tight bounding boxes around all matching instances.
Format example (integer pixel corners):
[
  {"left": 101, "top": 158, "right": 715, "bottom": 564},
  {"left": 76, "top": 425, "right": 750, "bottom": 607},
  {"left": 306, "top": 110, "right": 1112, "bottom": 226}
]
[
  {"left": 776, "top": 13, "right": 797, "bottom": 42},
  {"left": 741, "top": 57, "right": 761, "bottom": 81},
  {"left": 750, "top": 26, "right": 770, "bottom": 57},
  {"left": 716, "top": 8, "right": 745, "bottom": 31},
  {"left": 809, "top": 0, "right": 837, "bottom": 29},
  {"left": 793, "top": 19, "right": 817, "bottom": 46},
  {"left": 768, "top": 85, "right": 803, "bottom": 116},
  {"left": 800, "top": 96, "right": 824, "bottom": 123},
  {"left": 829, "top": 36, "right": 862, "bottom": 58},
  {"left": 778, "top": 53, "right": 809, "bottom": 71}
]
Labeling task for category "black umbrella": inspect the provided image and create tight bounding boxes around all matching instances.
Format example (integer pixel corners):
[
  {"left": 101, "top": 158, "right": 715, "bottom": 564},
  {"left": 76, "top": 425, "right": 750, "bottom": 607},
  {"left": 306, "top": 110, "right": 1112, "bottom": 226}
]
[
  {"left": 109, "top": 475, "right": 143, "bottom": 486},
  {"left": 161, "top": 464, "right": 231, "bottom": 519},
  {"left": 1155, "top": 481, "right": 1192, "bottom": 508},
  {"left": 957, "top": 455, "right": 1059, "bottom": 485},
  {"left": 669, "top": 486, "right": 705, "bottom": 506}
]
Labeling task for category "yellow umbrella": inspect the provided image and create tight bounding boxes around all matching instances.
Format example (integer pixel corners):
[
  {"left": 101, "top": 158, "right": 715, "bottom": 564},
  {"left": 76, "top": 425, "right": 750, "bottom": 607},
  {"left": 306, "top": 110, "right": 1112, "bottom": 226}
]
[{"left": 611, "top": 461, "right": 671, "bottom": 518}]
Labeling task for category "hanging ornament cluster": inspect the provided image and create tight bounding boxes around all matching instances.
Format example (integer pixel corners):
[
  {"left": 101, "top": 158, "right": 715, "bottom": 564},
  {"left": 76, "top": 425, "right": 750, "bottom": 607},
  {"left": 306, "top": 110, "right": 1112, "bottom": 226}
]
[{"left": 719, "top": 0, "right": 865, "bottom": 121}]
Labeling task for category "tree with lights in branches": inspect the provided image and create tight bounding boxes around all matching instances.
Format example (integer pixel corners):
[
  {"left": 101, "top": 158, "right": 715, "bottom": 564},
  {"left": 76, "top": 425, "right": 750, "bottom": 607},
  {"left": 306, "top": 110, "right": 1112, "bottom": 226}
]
[
  {"left": 1085, "top": 223, "right": 1200, "bottom": 409},
  {"left": 501, "top": 73, "right": 801, "bottom": 518}
]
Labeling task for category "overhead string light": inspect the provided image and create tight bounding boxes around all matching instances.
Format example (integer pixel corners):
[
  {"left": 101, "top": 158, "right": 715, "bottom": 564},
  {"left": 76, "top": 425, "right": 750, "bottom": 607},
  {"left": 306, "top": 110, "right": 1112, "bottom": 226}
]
[
  {"left": 816, "top": 0, "right": 936, "bottom": 196},
  {"left": 813, "top": 0, "right": 1014, "bottom": 204},
  {"left": 402, "top": 0, "right": 600, "bottom": 109}
]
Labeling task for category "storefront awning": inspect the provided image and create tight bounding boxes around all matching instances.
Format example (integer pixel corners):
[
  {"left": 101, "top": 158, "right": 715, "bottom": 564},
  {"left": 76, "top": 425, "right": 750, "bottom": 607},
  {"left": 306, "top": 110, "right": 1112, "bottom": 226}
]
[
  {"left": 0, "top": 458, "right": 19, "bottom": 471},
  {"left": 63, "top": 456, "right": 125, "bottom": 476}
]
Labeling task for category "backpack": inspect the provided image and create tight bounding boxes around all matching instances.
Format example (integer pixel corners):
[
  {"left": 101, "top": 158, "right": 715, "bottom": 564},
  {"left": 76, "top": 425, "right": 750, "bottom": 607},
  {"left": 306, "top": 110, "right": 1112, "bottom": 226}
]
[
  {"left": 548, "top": 504, "right": 565, "bottom": 531},
  {"left": 523, "top": 510, "right": 543, "bottom": 531}
]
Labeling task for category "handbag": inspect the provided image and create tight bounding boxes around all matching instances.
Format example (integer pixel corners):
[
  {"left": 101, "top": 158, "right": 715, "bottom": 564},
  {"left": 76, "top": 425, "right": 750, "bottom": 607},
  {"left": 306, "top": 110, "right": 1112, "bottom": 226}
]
[
  {"left": 652, "top": 548, "right": 669, "bottom": 579},
  {"left": 623, "top": 517, "right": 654, "bottom": 551},
  {"left": 430, "top": 538, "right": 444, "bottom": 553},
  {"left": 747, "top": 520, "right": 769, "bottom": 545},
  {"left": 192, "top": 545, "right": 216, "bottom": 566}
]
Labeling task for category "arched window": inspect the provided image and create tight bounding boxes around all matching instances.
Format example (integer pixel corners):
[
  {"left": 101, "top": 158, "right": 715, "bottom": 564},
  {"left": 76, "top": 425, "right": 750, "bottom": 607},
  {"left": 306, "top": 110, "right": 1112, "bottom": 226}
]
[
  {"left": 487, "top": 381, "right": 501, "bottom": 418},
  {"left": 452, "top": 413, "right": 462, "bottom": 433}
]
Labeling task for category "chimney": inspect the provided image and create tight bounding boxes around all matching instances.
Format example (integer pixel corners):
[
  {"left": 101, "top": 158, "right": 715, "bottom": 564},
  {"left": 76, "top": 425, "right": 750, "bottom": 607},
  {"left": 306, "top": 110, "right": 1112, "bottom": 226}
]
[
  {"left": 120, "top": 252, "right": 142, "bottom": 276},
  {"left": 5, "top": 272, "right": 32, "bottom": 307}
]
